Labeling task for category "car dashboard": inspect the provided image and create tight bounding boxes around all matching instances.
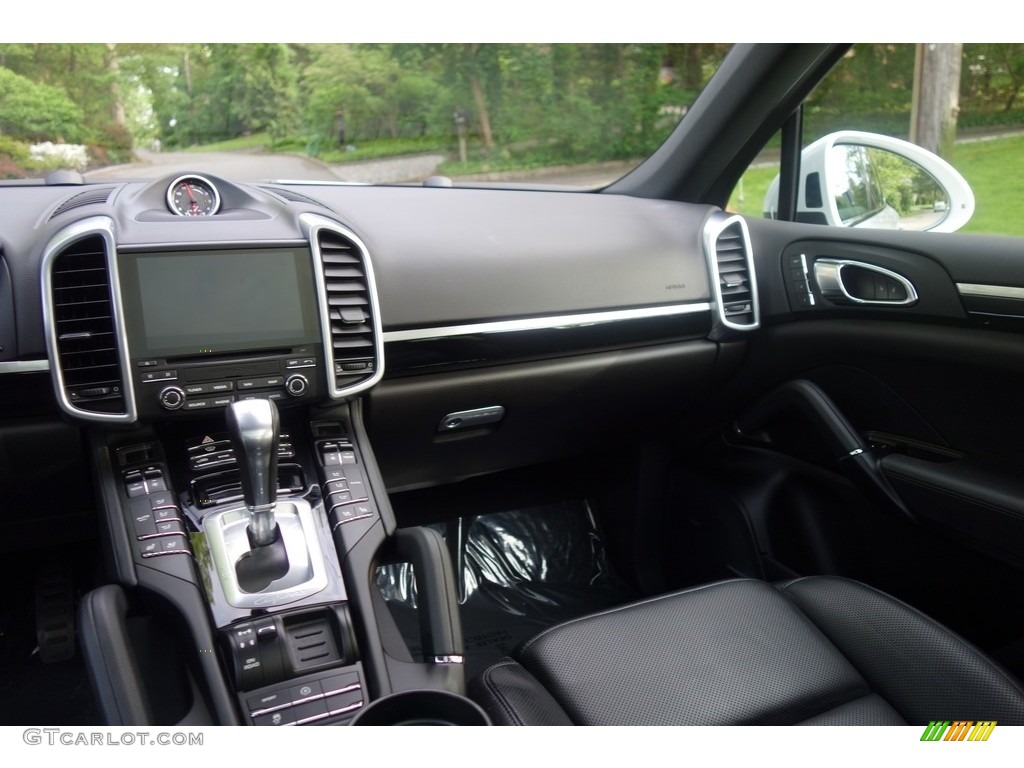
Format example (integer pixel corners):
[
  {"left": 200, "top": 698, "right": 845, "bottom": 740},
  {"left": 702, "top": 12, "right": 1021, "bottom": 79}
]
[
  {"left": 0, "top": 172, "right": 752, "bottom": 725},
  {"left": 6, "top": 41, "right": 1024, "bottom": 731}
]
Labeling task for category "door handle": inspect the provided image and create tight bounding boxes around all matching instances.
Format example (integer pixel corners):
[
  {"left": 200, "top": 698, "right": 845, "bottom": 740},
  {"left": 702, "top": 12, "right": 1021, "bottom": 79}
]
[{"left": 813, "top": 259, "right": 918, "bottom": 306}]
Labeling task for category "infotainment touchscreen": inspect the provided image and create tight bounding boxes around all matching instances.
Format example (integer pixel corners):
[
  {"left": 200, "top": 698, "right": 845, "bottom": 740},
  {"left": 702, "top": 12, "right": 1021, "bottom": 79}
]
[{"left": 118, "top": 247, "right": 321, "bottom": 358}]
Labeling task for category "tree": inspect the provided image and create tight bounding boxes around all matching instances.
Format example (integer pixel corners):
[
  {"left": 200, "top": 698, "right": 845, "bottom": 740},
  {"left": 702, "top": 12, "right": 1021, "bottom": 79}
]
[
  {"left": 105, "top": 44, "right": 127, "bottom": 130},
  {"left": 962, "top": 44, "right": 1024, "bottom": 114},
  {"left": 0, "top": 43, "right": 138, "bottom": 152},
  {"left": 235, "top": 44, "right": 301, "bottom": 146},
  {"left": 910, "top": 44, "right": 962, "bottom": 159},
  {"left": 302, "top": 45, "right": 398, "bottom": 145},
  {"left": 805, "top": 45, "right": 917, "bottom": 138},
  {"left": 463, "top": 45, "right": 495, "bottom": 151}
]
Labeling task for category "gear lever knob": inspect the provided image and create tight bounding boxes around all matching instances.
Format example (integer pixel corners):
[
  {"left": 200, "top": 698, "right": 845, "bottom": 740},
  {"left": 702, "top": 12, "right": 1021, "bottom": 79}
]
[{"left": 225, "top": 398, "right": 280, "bottom": 546}]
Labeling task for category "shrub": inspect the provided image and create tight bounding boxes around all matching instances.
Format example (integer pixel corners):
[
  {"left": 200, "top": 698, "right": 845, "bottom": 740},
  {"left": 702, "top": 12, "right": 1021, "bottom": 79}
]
[
  {"left": 25, "top": 142, "right": 89, "bottom": 171},
  {"left": 0, "top": 134, "right": 30, "bottom": 164},
  {"left": 0, "top": 67, "right": 85, "bottom": 142}
]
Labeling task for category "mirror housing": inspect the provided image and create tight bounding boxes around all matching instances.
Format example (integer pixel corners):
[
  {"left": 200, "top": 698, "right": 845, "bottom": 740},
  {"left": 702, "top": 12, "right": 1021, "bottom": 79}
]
[{"left": 764, "top": 130, "right": 975, "bottom": 233}]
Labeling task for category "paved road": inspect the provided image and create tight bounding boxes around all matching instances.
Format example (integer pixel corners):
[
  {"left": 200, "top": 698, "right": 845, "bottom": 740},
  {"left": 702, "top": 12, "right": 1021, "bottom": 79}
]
[
  {"left": 84, "top": 147, "right": 634, "bottom": 187},
  {"left": 85, "top": 148, "right": 342, "bottom": 182},
  {"left": 329, "top": 154, "right": 446, "bottom": 184}
]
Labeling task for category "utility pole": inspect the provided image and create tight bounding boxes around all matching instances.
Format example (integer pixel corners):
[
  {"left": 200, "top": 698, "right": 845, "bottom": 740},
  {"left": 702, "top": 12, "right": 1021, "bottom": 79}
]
[{"left": 910, "top": 43, "right": 962, "bottom": 159}]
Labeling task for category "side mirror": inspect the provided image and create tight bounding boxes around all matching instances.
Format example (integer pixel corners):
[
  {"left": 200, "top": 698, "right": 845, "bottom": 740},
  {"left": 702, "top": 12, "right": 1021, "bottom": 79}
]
[{"left": 764, "top": 130, "right": 975, "bottom": 233}]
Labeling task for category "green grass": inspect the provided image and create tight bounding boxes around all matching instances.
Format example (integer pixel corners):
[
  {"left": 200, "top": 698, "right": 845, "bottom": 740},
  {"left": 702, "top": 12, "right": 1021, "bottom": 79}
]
[
  {"left": 727, "top": 165, "right": 777, "bottom": 219},
  {"left": 952, "top": 134, "right": 1024, "bottom": 237},
  {"left": 184, "top": 133, "right": 449, "bottom": 164},
  {"left": 185, "top": 133, "right": 271, "bottom": 152}
]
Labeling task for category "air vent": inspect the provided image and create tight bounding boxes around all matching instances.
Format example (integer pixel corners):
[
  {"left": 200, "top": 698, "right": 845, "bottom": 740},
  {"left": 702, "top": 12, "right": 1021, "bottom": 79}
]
[
  {"left": 44, "top": 224, "right": 132, "bottom": 421},
  {"left": 312, "top": 224, "right": 384, "bottom": 396},
  {"left": 705, "top": 213, "right": 759, "bottom": 330},
  {"left": 49, "top": 187, "right": 114, "bottom": 219}
]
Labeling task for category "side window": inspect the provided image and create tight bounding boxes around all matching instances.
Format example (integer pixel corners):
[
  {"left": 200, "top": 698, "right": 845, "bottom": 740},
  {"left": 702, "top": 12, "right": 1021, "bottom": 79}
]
[{"left": 730, "top": 44, "right": 1023, "bottom": 236}]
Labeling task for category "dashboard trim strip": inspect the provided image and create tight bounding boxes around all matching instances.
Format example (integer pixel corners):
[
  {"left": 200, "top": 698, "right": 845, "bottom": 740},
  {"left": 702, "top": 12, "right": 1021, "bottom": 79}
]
[
  {"left": 0, "top": 360, "right": 50, "bottom": 373},
  {"left": 119, "top": 239, "right": 309, "bottom": 253},
  {"left": 381, "top": 303, "right": 713, "bottom": 343},
  {"left": 957, "top": 283, "right": 1024, "bottom": 301}
]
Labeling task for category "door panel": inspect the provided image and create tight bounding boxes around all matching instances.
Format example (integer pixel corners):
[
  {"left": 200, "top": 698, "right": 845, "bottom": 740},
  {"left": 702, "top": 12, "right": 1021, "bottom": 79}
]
[
  {"left": 881, "top": 452, "right": 1024, "bottom": 568},
  {"left": 708, "top": 217, "right": 1024, "bottom": 676}
]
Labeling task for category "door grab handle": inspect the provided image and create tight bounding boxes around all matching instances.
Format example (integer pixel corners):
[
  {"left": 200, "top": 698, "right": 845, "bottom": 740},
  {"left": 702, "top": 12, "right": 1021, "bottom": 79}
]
[
  {"left": 733, "top": 379, "right": 911, "bottom": 519},
  {"left": 813, "top": 259, "right": 918, "bottom": 306}
]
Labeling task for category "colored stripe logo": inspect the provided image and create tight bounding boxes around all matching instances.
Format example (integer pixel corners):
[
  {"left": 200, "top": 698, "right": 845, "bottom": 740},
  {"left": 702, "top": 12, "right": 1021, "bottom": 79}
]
[{"left": 920, "top": 721, "right": 997, "bottom": 741}]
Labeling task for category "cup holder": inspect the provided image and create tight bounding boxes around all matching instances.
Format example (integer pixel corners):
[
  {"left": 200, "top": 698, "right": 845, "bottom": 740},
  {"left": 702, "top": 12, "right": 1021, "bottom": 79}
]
[{"left": 350, "top": 689, "right": 491, "bottom": 726}]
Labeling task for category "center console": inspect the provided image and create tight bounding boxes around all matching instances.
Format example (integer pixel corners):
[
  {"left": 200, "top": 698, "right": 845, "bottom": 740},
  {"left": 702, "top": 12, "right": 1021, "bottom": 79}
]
[
  {"left": 48, "top": 204, "right": 478, "bottom": 726},
  {"left": 100, "top": 403, "right": 381, "bottom": 725}
]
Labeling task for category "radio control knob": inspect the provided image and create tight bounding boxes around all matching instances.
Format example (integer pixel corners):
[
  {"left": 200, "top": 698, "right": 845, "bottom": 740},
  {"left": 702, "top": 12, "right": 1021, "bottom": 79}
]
[
  {"left": 285, "top": 374, "right": 308, "bottom": 397},
  {"left": 159, "top": 386, "right": 186, "bottom": 411}
]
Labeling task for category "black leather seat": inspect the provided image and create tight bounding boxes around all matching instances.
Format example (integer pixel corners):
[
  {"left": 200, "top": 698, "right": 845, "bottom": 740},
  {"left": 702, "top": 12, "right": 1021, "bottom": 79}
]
[{"left": 469, "top": 576, "right": 1024, "bottom": 725}]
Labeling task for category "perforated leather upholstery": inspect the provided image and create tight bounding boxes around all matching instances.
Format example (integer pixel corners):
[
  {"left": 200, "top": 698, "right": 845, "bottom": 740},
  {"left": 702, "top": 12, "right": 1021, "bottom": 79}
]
[{"left": 469, "top": 576, "right": 1024, "bottom": 726}]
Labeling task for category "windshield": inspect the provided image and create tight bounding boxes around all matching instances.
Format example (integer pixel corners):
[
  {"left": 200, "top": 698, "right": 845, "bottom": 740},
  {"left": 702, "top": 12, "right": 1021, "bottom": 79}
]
[{"left": 0, "top": 44, "right": 730, "bottom": 186}]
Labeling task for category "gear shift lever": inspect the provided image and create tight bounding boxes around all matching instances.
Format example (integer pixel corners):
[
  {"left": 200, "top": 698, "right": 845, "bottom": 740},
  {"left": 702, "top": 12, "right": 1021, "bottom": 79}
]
[
  {"left": 226, "top": 398, "right": 288, "bottom": 592},
  {"left": 226, "top": 398, "right": 280, "bottom": 546}
]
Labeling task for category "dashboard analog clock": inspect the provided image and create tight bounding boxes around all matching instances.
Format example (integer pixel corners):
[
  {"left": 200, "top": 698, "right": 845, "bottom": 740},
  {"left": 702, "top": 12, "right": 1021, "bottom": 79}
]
[{"left": 166, "top": 174, "right": 221, "bottom": 216}]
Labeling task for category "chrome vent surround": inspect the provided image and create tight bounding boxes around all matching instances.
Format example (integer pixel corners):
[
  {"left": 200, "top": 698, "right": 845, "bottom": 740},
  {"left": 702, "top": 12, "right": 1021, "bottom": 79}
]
[
  {"left": 42, "top": 217, "right": 135, "bottom": 422},
  {"left": 302, "top": 213, "right": 384, "bottom": 398},
  {"left": 49, "top": 187, "right": 114, "bottom": 220},
  {"left": 703, "top": 212, "right": 759, "bottom": 330}
]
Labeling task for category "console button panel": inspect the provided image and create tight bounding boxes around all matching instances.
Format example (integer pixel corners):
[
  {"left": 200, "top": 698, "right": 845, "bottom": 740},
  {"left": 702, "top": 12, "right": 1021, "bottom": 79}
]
[
  {"left": 245, "top": 666, "right": 365, "bottom": 726},
  {"left": 132, "top": 347, "right": 323, "bottom": 419},
  {"left": 185, "top": 431, "right": 304, "bottom": 510},
  {"left": 116, "top": 444, "right": 196, "bottom": 578},
  {"left": 187, "top": 433, "right": 296, "bottom": 472},
  {"left": 317, "top": 436, "right": 378, "bottom": 530}
]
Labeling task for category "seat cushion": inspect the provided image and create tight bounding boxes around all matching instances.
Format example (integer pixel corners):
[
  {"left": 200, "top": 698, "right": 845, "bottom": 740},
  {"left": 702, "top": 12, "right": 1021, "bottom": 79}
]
[
  {"left": 777, "top": 576, "right": 1024, "bottom": 724},
  {"left": 469, "top": 576, "right": 1024, "bottom": 726}
]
